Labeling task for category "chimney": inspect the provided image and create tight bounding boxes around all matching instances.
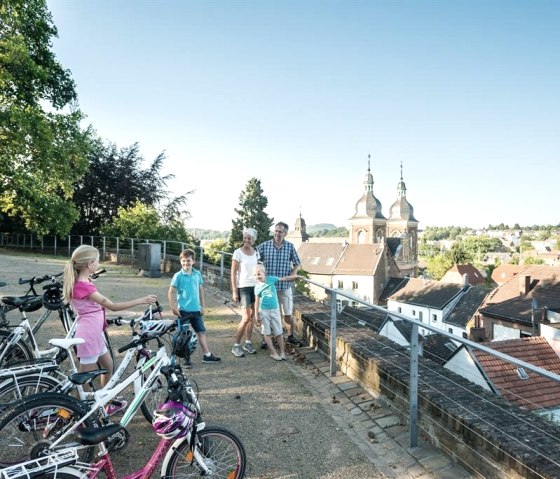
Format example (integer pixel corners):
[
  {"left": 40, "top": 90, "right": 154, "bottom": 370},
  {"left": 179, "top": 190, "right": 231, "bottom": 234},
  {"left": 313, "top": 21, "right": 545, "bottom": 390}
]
[
  {"left": 519, "top": 275, "right": 531, "bottom": 295},
  {"left": 462, "top": 273, "right": 470, "bottom": 288}
]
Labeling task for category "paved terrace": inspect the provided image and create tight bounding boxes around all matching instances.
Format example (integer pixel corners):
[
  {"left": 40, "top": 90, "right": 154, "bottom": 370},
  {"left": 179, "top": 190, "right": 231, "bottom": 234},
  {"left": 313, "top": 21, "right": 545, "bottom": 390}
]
[{"left": 0, "top": 252, "right": 473, "bottom": 478}]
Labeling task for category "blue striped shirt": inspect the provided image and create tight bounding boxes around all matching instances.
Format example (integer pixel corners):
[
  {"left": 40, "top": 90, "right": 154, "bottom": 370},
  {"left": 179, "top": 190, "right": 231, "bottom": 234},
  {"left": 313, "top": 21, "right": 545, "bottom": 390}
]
[{"left": 256, "top": 239, "right": 300, "bottom": 291}]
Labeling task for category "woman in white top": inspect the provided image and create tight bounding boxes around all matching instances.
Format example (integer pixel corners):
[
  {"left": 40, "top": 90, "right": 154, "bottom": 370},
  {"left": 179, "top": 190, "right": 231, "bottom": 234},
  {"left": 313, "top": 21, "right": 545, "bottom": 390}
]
[{"left": 230, "top": 227, "right": 260, "bottom": 357}]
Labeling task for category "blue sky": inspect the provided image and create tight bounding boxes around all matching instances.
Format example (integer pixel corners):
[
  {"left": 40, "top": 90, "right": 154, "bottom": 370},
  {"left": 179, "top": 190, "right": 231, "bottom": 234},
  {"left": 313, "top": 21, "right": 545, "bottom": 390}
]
[{"left": 47, "top": 0, "right": 560, "bottom": 231}]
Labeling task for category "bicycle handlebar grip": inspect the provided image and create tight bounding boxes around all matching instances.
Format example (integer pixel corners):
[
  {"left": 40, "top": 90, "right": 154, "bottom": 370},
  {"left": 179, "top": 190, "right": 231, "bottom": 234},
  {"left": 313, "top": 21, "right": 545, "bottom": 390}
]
[
  {"left": 118, "top": 339, "right": 137, "bottom": 353},
  {"left": 18, "top": 277, "right": 33, "bottom": 285}
]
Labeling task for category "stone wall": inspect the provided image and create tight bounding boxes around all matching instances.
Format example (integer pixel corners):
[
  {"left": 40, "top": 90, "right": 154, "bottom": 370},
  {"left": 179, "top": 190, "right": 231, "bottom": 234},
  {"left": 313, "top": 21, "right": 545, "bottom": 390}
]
[{"left": 293, "top": 295, "right": 560, "bottom": 479}]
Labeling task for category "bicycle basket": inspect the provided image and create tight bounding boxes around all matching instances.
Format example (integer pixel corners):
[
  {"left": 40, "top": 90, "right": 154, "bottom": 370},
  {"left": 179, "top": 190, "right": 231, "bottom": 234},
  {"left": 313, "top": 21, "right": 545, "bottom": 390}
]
[
  {"left": 42, "top": 285, "right": 64, "bottom": 311},
  {"left": 172, "top": 328, "right": 197, "bottom": 358}
]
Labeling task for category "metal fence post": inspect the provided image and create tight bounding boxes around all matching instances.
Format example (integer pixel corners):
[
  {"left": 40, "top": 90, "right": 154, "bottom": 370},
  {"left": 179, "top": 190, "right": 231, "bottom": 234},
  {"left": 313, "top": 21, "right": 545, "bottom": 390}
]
[
  {"left": 409, "top": 322, "right": 419, "bottom": 447},
  {"left": 67, "top": 236, "right": 71, "bottom": 256},
  {"left": 220, "top": 252, "right": 225, "bottom": 291},
  {"left": 131, "top": 239, "right": 134, "bottom": 266},
  {"left": 116, "top": 237, "right": 120, "bottom": 263},
  {"left": 102, "top": 237, "right": 106, "bottom": 260},
  {"left": 329, "top": 291, "right": 338, "bottom": 377},
  {"left": 198, "top": 246, "right": 204, "bottom": 274}
]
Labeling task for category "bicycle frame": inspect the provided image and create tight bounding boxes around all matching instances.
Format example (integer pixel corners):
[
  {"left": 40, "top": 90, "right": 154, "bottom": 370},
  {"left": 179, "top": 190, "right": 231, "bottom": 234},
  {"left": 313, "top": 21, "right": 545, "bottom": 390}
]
[
  {"left": 0, "top": 305, "right": 75, "bottom": 364},
  {"left": 48, "top": 344, "right": 176, "bottom": 452}
]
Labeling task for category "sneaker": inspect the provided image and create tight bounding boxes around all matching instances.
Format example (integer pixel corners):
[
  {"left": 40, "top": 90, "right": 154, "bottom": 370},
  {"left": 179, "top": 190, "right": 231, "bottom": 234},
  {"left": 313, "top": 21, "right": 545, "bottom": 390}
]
[
  {"left": 202, "top": 353, "right": 221, "bottom": 363},
  {"left": 184, "top": 356, "right": 193, "bottom": 369},
  {"left": 287, "top": 335, "right": 304, "bottom": 346},
  {"left": 270, "top": 353, "right": 282, "bottom": 361},
  {"left": 231, "top": 345, "right": 245, "bottom": 357},
  {"left": 260, "top": 339, "right": 268, "bottom": 350},
  {"left": 105, "top": 399, "right": 128, "bottom": 416},
  {"left": 243, "top": 342, "right": 257, "bottom": 354}
]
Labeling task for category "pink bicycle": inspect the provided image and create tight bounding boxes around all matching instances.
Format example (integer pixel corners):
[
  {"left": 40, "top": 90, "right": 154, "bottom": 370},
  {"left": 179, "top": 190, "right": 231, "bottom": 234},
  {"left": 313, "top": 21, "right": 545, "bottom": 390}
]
[{"left": 0, "top": 365, "right": 246, "bottom": 479}]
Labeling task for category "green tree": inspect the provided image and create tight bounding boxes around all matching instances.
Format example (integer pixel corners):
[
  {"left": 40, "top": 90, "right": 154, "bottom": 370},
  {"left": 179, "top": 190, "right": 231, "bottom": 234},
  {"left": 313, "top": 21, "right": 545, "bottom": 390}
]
[
  {"left": 227, "top": 178, "right": 273, "bottom": 253},
  {"left": 101, "top": 200, "right": 196, "bottom": 244},
  {"left": 72, "top": 139, "right": 191, "bottom": 235},
  {"left": 425, "top": 253, "right": 453, "bottom": 280},
  {"left": 203, "top": 238, "right": 229, "bottom": 266},
  {"left": 0, "top": 0, "right": 91, "bottom": 235}
]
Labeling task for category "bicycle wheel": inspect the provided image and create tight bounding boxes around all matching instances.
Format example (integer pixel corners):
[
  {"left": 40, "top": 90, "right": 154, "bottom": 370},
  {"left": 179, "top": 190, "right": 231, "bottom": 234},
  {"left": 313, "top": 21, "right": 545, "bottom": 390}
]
[
  {"left": 138, "top": 351, "right": 168, "bottom": 423},
  {"left": 163, "top": 426, "right": 247, "bottom": 479},
  {"left": 0, "top": 330, "right": 33, "bottom": 367},
  {"left": 0, "top": 392, "right": 100, "bottom": 467},
  {"left": 0, "top": 373, "right": 62, "bottom": 415}
]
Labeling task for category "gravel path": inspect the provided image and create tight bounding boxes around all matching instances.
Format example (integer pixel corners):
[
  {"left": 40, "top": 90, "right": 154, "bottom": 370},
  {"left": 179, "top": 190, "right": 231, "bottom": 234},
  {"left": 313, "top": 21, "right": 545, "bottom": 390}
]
[{"left": 1, "top": 251, "right": 384, "bottom": 479}]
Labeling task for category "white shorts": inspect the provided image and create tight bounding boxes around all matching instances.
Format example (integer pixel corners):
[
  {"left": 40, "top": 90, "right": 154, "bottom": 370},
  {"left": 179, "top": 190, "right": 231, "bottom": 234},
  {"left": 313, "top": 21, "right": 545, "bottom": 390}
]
[
  {"left": 80, "top": 345, "right": 108, "bottom": 365},
  {"left": 259, "top": 309, "right": 283, "bottom": 337},
  {"left": 278, "top": 289, "right": 293, "bottom": 316}
]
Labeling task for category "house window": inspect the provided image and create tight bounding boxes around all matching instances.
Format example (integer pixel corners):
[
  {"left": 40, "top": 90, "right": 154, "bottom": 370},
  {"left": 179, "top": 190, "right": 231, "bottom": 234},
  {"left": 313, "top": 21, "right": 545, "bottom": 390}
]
[
  {"left": 351, "top": 301, "right": 359, "bottom": 308},
  {"left": 326, "top": 257, "right": 334, "bottom": 266},
  {"left": 412, "top": 310, "right": 416, "bottom": 316},
  {"left": 311, "top": 257, "right": 320, "bottom": 265},
  {"left": 352, "top": 281, "right": 358, "bottom": 290},
  {"left": 432, "top": 314, "right": 437, "bottom": 322},
  {"left": 337, "top": 280, "right": 343, "bottom": 289},
  {"left": 419, "top": 311, "right": 423, "bottom": 322},
  {"left": 398, "top": 307, "right": 402, "bottom": 313},
  {"left": 448, "top": 328, "right": 453, "bottom": 334}
]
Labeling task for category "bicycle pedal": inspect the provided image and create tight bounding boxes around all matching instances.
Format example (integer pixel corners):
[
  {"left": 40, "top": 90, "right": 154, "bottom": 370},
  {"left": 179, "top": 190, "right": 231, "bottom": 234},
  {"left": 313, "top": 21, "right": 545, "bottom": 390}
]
[{"left": 107, "top": 427, "right": 129, "bottom": 452}]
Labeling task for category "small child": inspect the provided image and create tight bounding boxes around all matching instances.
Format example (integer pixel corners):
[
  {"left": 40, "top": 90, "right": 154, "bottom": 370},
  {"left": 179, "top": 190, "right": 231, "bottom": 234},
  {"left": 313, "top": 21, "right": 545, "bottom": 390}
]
[
  {"left": 168, "top": 249, "right": 221, "bottom": 366},
  {"left": 254, "top": 263, "right": 298, "bottom": 361}
]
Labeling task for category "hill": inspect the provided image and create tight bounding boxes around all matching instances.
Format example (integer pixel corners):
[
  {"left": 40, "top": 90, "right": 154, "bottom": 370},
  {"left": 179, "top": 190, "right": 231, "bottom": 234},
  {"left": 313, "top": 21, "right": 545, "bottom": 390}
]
[{"left": 307, "top": 223, "right": 338, "bottom": 234}]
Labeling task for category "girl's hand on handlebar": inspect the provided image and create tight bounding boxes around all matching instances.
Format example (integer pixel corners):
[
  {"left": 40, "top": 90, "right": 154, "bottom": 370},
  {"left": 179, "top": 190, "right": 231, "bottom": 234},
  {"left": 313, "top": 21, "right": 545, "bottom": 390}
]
[{"left": 144, "top": 294, "right": 158, "bottom": 305}]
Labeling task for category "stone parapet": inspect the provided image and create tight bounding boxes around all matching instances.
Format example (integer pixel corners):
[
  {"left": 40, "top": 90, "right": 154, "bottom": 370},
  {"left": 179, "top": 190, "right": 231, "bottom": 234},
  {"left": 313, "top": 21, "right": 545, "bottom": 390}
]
[{"left": 293, "top": 295, "right": 560, "bottom": 479}]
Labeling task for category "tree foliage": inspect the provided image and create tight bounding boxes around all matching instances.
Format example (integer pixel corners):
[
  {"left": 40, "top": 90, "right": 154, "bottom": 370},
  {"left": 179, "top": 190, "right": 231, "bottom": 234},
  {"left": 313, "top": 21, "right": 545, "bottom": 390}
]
[
  {"left": 72, "top": 139, "right": 190, "bottom": 234},
  {"left": 425, "top": 253, "right": 453, "bottom": 280},
  {"left": 227, "top": 178, "right": 274, "bottom": 253},
  {"left": 0, "top": 0, "right": 91, "bottom": 235},
  {"left": 100, "top": 200, "right": 196, "bottom": 244}
]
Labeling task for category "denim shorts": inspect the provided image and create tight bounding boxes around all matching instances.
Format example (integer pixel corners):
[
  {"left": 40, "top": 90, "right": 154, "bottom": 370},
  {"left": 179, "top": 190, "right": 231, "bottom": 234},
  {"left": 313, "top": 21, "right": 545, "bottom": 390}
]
[
  {"left": 178, "top": 310, "right": 206, "bottom": 334},
  {"left": 237, "top": 286, "right": 255, "bottom": 307}
]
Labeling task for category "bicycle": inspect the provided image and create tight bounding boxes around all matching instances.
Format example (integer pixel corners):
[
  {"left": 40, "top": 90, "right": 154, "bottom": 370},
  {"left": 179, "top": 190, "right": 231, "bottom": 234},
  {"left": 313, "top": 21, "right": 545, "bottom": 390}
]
[
  {"left": 0, "top": 305, "right": 171, "bottom": 425},
  {"left": 0, "top": 271, "right": 114, "bottom": 368},
  {"left": 0, "top": 313, "right": 184, "bottom": 466},
  {"left": 0, "top": 363, "right": 246, "bottom": 479}
]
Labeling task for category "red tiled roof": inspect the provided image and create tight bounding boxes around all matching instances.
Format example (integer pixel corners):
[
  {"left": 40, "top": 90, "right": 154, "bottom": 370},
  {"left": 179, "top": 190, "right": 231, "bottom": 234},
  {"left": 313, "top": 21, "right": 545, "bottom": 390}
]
[
  {"left": 485, "top": 265, "right": 560, "bottom": 305},
  {"left": 473, "top": 337, "right": 560, "bottom": 410}
]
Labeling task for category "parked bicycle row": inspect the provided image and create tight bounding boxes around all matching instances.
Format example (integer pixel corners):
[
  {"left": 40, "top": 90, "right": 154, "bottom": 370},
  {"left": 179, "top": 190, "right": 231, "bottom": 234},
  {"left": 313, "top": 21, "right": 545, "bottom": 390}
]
[{"left": 0, "top": 245, "right": 246, "bottom": 478}]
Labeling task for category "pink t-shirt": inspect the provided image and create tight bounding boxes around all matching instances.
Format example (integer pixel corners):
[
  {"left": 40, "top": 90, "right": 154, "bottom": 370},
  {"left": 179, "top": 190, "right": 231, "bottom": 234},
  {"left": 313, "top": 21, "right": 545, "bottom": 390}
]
[{"left": 72, "top": 281, "right": 105, "bottom": 358}]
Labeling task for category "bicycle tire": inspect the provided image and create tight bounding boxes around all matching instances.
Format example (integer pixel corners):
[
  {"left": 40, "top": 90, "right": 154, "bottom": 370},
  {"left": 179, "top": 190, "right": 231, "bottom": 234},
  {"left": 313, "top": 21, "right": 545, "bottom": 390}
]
[
  {"left": 163, "top": 426, "right": 247, "bottom": 479},
  {"left": 0, "top": 392, "right": 100, "bottom": 467},
  {"left": 0, "top": 373, "right": 62, "bottom": 415},
  {"left": 0, "top": 329, "right": 33, "bottom": 367}
]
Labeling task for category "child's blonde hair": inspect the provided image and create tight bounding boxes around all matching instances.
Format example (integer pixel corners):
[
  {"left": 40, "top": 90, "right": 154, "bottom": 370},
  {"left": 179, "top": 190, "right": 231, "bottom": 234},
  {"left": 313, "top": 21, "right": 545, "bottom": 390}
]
[
  {"left": 254, "top": 263, "right": 266, "bottom": 275},
  {"left": 63, "top": 245, "right": 99, "bottom": 302}
]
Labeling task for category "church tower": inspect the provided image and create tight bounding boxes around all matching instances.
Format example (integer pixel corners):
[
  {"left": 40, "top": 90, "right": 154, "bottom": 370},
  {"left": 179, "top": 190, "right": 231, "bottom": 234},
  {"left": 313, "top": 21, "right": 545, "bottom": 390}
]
[
  {"left": 286, "top": 210, "right": 309, "bottom": 248},
  {"left": 348, "top": 155, "right": 387, "bottom": 245},
  {"left": 387, "top": 162, "right": 419, "bottom": 276}
]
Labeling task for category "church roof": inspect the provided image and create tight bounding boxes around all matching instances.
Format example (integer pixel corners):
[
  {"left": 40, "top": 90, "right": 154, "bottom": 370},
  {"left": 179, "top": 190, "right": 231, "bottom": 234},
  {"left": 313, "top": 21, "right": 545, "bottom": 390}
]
[{"left": 297, "top": 242, "right": 385, "bottom": 276}]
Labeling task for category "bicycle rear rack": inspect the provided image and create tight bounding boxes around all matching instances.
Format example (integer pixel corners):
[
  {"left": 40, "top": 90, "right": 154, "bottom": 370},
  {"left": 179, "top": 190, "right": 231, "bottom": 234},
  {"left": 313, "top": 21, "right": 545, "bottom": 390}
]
[
  {"left": 0, "top": 359, "right": 59, "bottom": 380},
  {"left": 0, "top": 449, "right": 78, "bottom": 479}
]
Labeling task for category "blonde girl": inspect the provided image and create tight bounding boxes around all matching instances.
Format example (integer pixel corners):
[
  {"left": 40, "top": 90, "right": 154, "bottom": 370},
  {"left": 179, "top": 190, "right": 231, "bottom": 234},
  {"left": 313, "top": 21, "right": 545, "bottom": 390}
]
[{"left": 63, "top": 245, "right": 157, "bottom": 400}]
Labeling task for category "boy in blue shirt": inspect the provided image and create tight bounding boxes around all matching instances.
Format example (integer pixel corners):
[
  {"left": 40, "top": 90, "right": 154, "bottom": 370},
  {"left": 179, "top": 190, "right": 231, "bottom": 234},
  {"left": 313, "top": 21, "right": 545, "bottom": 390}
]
[
  {"left": 168, "top": 249, "right": 221, "bottom": 366},
  {"left": 254, "top": 263, "right": 298, "bottom": 361}
]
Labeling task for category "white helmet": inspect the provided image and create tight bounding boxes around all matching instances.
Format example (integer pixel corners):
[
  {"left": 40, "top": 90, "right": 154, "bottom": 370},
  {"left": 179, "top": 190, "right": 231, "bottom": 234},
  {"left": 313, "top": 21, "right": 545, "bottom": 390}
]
[{"left": 135, "top": 319, "right": 175, "bottom": 337}]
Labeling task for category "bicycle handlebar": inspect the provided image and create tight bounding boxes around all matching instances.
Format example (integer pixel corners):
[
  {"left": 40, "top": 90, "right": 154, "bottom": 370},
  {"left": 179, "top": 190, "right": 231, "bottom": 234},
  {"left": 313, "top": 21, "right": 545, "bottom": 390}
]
[
  {"left": 90, "top": 269, "right": 106, "bottom": 280},
  {"left": 19, "top": 272, "right": 63, "bottom": 286}
]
